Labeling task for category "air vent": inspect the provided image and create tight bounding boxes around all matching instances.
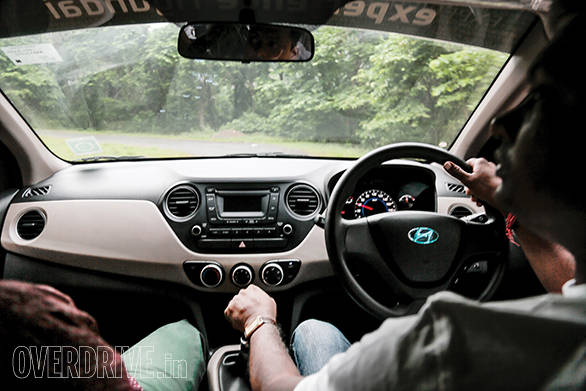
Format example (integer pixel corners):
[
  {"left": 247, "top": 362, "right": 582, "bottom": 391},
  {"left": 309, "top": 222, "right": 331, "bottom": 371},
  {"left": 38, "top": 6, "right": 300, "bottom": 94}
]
[
  {"left": 22, "top": 185, "right": 51, "bottom": 198},
  {"left": 450, "top": 206, "right": 473, "bottom": 219},
  {"left": 17, "top": 210, "right": 46, "bottom": 240},
  {"left": 446, "top": 182, "right": 466, "bottom": 194},
  {"left": 164, "top": 185, "right": 200, "bottom": 221},
  {"left": 286, "top": 184, "right": 320, "bottom": 217}
]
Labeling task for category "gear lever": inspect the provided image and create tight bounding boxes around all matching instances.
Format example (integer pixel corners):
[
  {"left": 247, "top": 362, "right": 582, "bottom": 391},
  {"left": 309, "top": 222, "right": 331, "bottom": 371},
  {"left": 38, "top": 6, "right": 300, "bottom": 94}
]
[{"left": 238, "top": 337, "right": 250, "bottom": 378}]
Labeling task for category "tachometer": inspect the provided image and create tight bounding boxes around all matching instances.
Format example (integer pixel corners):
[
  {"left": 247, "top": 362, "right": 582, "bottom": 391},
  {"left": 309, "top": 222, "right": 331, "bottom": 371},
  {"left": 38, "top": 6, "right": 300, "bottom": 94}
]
[{"left": 354, "top": 189, "right": 397, "bottom": 218}]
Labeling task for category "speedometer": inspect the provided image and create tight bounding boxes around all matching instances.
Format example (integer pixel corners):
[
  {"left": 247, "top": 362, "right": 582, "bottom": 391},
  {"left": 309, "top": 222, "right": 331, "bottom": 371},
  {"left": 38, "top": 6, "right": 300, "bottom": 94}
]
[{"left": 354, "top": 189, "right": 397, "bottom": 218}]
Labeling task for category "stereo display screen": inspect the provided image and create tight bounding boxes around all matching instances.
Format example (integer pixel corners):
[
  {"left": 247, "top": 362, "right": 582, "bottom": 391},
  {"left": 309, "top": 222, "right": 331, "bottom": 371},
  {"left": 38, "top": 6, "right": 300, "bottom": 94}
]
[{"left": 223, "top": 195, "right": 263, "bottom": 213}]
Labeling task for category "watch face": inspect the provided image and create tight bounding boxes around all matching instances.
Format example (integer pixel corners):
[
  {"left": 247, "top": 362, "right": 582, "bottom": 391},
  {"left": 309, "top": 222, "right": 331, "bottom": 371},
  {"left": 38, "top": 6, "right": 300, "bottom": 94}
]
[
  {"left": 245, "top": 316, "right": 276, "bottom": 339},
  {"left": 244, "top": 316, "right": 264, "bottom": 339}
]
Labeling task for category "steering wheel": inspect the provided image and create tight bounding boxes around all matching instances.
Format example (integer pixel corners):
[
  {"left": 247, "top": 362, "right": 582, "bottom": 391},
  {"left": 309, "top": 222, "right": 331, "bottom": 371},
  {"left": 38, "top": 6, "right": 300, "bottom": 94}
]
[{"left": 325, "top": 143, "right": 507, "bottom": 319}]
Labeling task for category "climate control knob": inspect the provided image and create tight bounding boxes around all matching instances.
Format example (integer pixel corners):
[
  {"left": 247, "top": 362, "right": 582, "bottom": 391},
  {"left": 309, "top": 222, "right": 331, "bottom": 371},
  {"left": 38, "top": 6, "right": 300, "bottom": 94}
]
[
  {"left": 261, "top": 263, "right": 284, "bottom": 286},
  {"left": 231, "top": 264, "right": 254, "bottom": 287},
  {"left": 200, "top": 264, "right": 223, "bottom": 288}
]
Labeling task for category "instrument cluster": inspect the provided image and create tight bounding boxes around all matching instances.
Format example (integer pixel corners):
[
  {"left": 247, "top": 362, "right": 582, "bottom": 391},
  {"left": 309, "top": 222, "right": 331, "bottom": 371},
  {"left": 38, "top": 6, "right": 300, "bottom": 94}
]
[{"left": 337, "top": 165, "right": 436, "bottom": 219}]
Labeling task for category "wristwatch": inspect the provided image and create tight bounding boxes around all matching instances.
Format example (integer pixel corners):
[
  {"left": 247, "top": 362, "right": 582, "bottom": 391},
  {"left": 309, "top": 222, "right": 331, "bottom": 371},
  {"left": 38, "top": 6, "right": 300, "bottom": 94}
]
[{"left": 244, "top": 315, "right": 276, "bottom": 340}]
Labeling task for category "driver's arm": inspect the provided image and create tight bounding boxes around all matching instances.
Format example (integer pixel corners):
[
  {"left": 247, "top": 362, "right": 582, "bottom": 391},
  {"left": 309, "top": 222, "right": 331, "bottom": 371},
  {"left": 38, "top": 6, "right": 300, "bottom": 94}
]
[
  {"left": 225, "top": 285, "right": 303, "bottom": 391},
  {"left": 444, "top": 158, "right": 575, "bottom": 292}
]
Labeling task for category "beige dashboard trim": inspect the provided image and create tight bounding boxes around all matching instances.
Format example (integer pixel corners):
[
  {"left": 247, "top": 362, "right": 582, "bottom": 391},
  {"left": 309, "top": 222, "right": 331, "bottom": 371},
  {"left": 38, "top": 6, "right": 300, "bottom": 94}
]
[
  {"left": 1, "top": 197, "right": 480, "bottom": 292},
  {"left": 1, "top": 199, "right": 332, "bottom": 292},
  {"left": 437, "top": 196, "right": 484, "bottom": 215}
]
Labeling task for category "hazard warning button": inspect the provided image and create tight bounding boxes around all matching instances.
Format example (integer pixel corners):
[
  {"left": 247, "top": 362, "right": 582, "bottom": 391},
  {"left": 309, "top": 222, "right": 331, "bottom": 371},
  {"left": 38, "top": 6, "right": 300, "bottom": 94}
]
[{"left": 231, "top": 239, "right": 255, "bottom": 249}]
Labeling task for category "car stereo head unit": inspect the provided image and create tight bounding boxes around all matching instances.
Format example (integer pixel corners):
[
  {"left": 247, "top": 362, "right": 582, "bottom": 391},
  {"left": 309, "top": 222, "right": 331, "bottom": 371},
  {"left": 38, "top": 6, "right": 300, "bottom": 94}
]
[
  {"left": 162, "top": 183, "right": 320, "bottom": 254},
  {"left": 206, "top": 187, "right": 279, "bottom": 224}
]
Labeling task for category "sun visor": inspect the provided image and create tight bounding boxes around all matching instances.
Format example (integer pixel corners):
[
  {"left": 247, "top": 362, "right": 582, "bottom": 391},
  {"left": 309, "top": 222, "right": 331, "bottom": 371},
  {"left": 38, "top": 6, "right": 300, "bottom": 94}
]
[
  {"left": 325, "top": 1, "right": 538, "bottom": 52},
  {"left": 0, "top": 0, "right": 540, "bottom": 52},
  {"left": 0, "top": 0, "right": 349, "bottom": 38}
]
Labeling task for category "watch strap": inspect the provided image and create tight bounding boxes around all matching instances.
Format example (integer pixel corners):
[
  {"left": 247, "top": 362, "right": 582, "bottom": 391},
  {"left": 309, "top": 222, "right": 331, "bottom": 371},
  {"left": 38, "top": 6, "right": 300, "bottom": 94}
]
[{"left": 244, "top": 316, "right": 276, "bottom": 340}]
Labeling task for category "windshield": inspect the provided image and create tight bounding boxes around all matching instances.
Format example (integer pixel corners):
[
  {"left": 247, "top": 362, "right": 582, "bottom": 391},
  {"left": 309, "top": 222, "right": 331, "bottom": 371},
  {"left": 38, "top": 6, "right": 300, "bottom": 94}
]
[{"left": 0, "top": 22, "right": 509, "bottom": 160}]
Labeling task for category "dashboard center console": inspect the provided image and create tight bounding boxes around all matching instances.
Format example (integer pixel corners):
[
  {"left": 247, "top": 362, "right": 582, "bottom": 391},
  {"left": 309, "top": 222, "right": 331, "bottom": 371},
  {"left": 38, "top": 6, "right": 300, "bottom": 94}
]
[
  {"left": 162, "top": 182, "right": 321, "bottom": 254},
  {"left": 159, "top": 181, "right": 322, "bottom": 290},
  {"left": 197, "top": 186, "right": 289, "bottom": 252}
]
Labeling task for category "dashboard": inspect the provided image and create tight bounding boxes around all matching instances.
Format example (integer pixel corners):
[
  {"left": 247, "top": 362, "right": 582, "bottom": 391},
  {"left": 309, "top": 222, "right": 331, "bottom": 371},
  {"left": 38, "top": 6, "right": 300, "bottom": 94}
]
[{"left": 0, "top": 157, "right": 482, "bottom": 293}]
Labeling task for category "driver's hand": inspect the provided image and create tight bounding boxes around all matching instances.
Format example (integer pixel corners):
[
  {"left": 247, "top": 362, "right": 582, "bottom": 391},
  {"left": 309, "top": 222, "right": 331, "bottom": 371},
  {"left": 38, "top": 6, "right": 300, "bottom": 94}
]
[
  {"left": 224, "top": 284, "right": 277, "bottom": 333},
  {"left": 443, "top": 158, "right": 502, "bottom": 210}
]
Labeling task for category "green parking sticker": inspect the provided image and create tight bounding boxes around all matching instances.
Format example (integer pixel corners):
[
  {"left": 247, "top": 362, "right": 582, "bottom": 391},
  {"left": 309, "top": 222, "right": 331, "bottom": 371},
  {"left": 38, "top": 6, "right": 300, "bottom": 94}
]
[{"left": 66, "top": 136, "right": 102, "bottom": 155}]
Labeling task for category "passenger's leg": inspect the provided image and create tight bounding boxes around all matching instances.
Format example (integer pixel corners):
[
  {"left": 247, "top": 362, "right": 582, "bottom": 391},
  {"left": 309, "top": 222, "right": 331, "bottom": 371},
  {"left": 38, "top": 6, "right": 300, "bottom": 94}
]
[
  {"left": 290, "top": 319, "right": 351, "bottom": 376},
  {"left": 122, "top": 319, "right": 206, "bottom": 391}
]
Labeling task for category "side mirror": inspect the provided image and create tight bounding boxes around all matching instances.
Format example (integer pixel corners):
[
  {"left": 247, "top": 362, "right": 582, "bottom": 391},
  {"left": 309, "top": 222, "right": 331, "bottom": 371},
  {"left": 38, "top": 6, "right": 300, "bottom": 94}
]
[{"left": 178, "top": 23, "right": 314, "bottom": 62}]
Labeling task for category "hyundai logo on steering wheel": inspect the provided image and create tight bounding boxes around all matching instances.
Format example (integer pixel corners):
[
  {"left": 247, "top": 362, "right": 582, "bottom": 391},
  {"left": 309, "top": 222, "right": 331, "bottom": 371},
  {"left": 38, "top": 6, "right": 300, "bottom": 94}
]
[{"left": 408, "top": 227, "right": 439, "bottom": 245}]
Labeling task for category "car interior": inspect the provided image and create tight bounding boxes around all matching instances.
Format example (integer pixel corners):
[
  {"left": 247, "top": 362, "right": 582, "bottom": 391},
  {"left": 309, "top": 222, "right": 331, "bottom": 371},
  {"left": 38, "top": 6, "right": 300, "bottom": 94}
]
[{"left": 0, "top": 0, "right": 566, "bottom": 390}]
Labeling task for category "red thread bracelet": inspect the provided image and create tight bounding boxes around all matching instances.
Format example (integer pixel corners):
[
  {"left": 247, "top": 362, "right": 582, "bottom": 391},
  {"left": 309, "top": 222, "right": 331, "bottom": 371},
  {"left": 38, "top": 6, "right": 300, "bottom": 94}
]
[{"left": 505, "top": 213, "right": 520, "bottom": 246}]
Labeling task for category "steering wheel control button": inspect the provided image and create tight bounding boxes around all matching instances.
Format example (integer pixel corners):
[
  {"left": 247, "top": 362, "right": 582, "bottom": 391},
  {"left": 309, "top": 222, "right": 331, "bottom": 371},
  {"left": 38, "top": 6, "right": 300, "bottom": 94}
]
[
  {"left": 231, "top": 264, "right": 254, "bottom": 287},
  {"left": 261, "top": 263, "right": 284, "bottom": 286},
  {"left": 464, "top": 261, "right": 489, "bottom": 274},
  {"left": 200, "top": 263, "right": 224, "bottom": 288}
]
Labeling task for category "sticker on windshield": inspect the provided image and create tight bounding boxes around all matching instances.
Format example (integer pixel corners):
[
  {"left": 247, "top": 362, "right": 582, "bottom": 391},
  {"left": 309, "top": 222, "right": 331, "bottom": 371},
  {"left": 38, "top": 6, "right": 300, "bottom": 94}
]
[
  {"left": 1, "top": 44, "right": 63, "bottom": 65},
  {"left": 66, "top": 136, "right": 102, "bottom": 156}
]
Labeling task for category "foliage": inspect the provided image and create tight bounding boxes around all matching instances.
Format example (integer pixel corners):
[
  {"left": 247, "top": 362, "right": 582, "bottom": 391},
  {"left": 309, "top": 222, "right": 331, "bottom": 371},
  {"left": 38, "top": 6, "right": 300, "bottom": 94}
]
[{"left": 0, "top": 24, "right": 508, "bottom": 155}]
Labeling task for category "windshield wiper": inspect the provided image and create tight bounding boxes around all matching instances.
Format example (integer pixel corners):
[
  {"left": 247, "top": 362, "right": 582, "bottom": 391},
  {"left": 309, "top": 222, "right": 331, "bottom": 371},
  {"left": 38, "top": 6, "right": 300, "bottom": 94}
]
[
  {"left": 221, "top": 152, "right": 308, "bottom": 158},
  {"left": 78, "top": 155, "right": 145, "bottom": 162},
  {"left": 78, "top": 152, "right": 308, "bottom": 162}
]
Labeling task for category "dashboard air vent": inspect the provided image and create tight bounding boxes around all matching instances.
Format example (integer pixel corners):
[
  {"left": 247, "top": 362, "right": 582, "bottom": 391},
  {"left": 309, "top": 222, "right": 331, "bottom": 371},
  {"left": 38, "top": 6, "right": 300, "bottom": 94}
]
[
  {"left": 450, "top": 206, "right": 473, "bottom": 219},
  {"left": 22, "top": 185, "right": 51, "bottom": 198},
  {"left": 165, "top": 185, "right": 200, "bottom": 220},
  {"left": 17, "top": 210, "right": 46, "bottom": 240},
  {"left": 286, "top": 184, "right": 320, "bottom": 217},
  {"left": 446, "top": 182, "right": 466, "bottom": 194}
]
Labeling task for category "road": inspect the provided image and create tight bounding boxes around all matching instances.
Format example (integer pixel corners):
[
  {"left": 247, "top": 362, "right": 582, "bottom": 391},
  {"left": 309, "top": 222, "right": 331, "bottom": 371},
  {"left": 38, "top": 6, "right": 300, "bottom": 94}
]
[{"left": 38, "top": 129, "right": 307, "bottom": 157}]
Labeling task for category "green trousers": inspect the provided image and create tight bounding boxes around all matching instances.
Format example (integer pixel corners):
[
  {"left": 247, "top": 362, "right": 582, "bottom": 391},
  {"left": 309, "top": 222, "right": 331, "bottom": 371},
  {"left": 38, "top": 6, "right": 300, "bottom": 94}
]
[{"left": 122, "top": 320, "right": 206, "bottom": 391}]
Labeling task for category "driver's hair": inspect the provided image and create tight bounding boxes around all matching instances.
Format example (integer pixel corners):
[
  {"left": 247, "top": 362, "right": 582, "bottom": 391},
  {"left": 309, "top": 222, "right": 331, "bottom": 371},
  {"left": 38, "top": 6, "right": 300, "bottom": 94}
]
[
  {"left": 526, "top": 11, "right": 586, "bottom": 208},
  {"left": 288, "top": 29, "right": 302, "bottom": 49}
]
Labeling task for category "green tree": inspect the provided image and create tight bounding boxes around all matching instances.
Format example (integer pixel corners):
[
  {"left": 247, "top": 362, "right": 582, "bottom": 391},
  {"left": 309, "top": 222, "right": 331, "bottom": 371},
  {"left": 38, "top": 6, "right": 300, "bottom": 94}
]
[{"left": 0, "top": 23, "right": 508, "bottom": 152}]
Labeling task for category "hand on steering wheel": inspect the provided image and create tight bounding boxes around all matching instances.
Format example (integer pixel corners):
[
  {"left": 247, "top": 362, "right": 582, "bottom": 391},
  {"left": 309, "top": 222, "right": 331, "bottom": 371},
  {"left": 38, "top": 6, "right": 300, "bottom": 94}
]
[{"left": 325, "top": 143, "right": 507, "bottom": 319}]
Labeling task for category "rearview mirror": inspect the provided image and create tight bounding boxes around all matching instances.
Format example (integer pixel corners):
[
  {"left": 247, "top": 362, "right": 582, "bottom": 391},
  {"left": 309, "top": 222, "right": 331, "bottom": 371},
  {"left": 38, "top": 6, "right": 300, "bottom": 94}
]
[{"left": 178, "top": 23, "right": 314, "bottom": 62}]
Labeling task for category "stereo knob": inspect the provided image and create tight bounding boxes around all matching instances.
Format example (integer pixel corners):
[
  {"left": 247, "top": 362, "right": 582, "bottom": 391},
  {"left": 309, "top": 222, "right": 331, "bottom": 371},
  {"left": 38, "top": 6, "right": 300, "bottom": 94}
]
[
  {"left": 282, "top": 224, "right": 293, "bottom": 236},
  {"left": 261, "top": 263, "right": 284, "bottom": 286},
  {"left": 200, "top": 264, "right": 223, "bottom": 288},
  {"left": 191, "top": 224, "right": 203, "bottom": 237},
  {"left": 231, "top": 265, "right": 254, "bottom": 287}
]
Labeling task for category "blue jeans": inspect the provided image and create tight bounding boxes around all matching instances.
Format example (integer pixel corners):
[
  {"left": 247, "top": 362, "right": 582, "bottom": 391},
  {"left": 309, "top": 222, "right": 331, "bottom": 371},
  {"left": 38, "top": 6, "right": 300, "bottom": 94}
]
[{"left": 290, "top": 319, "right": 351, "bottom": 376}]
